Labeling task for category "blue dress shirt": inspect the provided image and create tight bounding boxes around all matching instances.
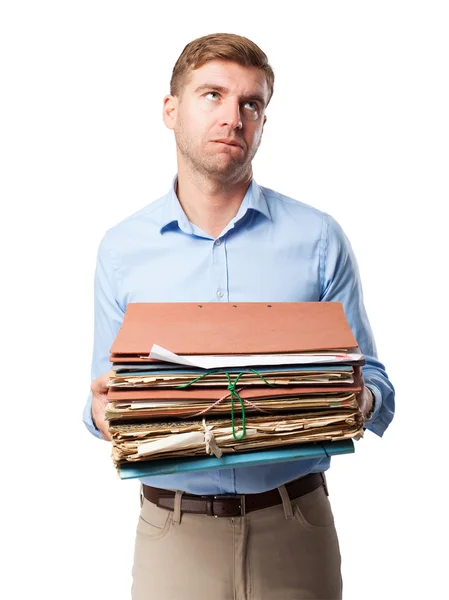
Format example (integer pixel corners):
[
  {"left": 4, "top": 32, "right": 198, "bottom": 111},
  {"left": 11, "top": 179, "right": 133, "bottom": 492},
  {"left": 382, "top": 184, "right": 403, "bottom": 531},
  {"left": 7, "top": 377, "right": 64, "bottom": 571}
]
[{"left": 83, "top": 178, "right": 395, "bottom": 494}]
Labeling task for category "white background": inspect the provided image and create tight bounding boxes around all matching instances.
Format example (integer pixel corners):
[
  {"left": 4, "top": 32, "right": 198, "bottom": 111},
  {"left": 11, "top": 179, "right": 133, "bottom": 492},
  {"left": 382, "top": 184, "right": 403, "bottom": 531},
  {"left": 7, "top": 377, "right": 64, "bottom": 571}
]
[{"left": 1, "top": 1, "right": 448, "bottom": 599}]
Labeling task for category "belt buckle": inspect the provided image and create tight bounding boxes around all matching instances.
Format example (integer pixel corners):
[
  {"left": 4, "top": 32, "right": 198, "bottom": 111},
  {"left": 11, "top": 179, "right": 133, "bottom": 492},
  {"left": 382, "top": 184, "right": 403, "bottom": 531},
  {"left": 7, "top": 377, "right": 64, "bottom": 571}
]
[{"left": 212, "top": 494, "right": 246, "bottom": 517}]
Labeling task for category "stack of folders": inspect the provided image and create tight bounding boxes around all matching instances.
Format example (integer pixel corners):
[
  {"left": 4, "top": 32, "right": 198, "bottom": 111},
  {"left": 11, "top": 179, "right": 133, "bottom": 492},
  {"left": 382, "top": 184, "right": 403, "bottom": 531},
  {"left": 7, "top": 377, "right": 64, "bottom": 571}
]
[{"left": 105, "top": 302, "right": 366, "bottom": 479}]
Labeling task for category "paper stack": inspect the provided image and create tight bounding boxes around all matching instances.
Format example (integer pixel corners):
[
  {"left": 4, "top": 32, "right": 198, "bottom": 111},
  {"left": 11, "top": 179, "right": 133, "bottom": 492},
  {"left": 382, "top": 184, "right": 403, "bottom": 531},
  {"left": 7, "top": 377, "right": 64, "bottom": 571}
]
[{"left": 105, "top": 302, "right": 365, "bottom": 479}]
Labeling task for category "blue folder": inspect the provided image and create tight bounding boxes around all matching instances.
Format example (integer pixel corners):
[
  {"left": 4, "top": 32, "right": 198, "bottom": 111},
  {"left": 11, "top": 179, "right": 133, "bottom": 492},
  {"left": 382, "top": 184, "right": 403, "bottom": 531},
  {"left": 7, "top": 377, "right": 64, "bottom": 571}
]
[
  {"left": 119, "top": 439, "right": 354, "bottom": 479},
  {"left": 113, "top": 364, "right": 353, "bottom": 375}
]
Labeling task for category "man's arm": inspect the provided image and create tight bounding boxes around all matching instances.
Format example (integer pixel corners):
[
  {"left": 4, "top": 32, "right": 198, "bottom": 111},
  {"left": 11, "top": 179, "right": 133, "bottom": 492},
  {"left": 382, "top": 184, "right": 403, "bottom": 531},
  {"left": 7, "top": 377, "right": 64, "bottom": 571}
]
[
  {"left": 320, "top": 213, "right": 395, "bottom": 436},
  {"left": 83, "top": 233, "right": 125, "bottom": 440}
]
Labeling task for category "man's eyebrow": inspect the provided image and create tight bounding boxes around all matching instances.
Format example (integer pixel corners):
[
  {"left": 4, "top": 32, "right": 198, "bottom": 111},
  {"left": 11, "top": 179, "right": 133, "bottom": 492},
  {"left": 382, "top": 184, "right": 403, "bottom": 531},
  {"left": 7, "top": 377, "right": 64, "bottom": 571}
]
[
  {"left": 194, "top": 83, "right": 229, "bottom": 95},
  {"left": 193, "top": 83, "right": 266, "bottom": 107}
]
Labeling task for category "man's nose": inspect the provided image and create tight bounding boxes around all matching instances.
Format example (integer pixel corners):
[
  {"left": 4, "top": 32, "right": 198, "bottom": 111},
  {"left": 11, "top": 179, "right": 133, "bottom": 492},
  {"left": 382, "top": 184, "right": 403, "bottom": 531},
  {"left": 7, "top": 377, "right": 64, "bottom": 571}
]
[{"left": 219, "top": 100, "right": 243, "bottom": 129}]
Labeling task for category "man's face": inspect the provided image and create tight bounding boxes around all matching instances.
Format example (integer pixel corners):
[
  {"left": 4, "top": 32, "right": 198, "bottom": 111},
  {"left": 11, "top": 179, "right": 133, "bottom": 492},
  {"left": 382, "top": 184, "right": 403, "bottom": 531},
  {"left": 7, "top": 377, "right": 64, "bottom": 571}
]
[{"left": 164, "top": 59, "right": 269, "bottom": 180}]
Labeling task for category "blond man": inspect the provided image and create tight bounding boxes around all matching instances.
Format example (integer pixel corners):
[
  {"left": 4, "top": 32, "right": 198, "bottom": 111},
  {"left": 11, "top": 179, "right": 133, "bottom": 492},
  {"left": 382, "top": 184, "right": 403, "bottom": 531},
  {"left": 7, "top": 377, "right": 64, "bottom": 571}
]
[{"left": 85, "top": 33, "right": 395, "bottom": 600}]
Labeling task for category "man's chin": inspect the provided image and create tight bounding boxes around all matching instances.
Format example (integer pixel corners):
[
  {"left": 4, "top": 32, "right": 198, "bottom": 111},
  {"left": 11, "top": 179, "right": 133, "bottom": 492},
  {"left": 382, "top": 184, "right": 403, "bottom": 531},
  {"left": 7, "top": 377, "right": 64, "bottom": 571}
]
[{"left": 202, "top": 156, "right": 247, "bottom": 176}]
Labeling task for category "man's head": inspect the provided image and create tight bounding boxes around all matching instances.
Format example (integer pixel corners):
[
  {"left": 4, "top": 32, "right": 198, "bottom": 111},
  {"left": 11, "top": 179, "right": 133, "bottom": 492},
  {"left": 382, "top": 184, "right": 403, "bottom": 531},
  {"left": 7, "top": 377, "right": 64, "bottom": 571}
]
[
  {"left": 163, "top": 33, "right": 274, "bottom": 182},
  {"left": 170, "top": 33, "right": 274, "bottom": 105}
]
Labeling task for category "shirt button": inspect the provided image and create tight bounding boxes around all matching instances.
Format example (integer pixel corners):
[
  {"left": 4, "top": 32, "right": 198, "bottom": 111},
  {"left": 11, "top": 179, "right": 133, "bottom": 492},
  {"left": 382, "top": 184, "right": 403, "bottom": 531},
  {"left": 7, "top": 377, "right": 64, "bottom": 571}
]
[
  {"left": 215, "top": 238, "right": 221, "bottom": 246},
  {"left": 217, "top": 290, "right": 224, "bottom": 298}
]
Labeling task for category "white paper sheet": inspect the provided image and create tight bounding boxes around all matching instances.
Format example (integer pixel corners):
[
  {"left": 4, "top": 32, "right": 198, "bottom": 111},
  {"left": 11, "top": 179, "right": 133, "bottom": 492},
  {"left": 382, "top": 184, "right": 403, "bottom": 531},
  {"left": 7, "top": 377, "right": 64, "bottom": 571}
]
[
  {"left": 149, "top": 344, "right": 363, "bottom": 369},
  {"left": 137, "top": 431, "right": 204, "bottom": 457}
]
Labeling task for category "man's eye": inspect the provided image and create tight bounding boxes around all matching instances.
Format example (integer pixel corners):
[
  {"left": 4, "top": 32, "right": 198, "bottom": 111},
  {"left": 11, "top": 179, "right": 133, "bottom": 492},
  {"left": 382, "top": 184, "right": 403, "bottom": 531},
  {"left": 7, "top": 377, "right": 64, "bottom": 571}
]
[
  {"left": 205, "top": 92, "right": 220, "bottom": 101},
  {"left": 244, "top": 102, "right": 258, "bottom": 111}
]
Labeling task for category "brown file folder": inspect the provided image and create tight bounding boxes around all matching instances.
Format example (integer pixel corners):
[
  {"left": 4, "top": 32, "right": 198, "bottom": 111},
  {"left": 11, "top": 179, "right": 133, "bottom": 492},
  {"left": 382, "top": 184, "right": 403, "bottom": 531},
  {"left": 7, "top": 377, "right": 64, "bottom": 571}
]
[
  {"left": 107, "top": 382, "right": 361, "bottom": 402},
  {"left": 109, "top": 302, "right": 359, "bottom": 358}
]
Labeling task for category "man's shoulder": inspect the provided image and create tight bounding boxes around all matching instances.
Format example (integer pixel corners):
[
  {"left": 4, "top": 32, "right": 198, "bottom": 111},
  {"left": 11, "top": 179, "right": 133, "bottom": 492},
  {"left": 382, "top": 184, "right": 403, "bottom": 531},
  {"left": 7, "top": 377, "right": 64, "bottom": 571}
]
[
  {"left": 103, "top": 194, "right": 168, "bottom": 241},
  {"left": 258, "top": 183, "right": 329, "bottom": 223}
]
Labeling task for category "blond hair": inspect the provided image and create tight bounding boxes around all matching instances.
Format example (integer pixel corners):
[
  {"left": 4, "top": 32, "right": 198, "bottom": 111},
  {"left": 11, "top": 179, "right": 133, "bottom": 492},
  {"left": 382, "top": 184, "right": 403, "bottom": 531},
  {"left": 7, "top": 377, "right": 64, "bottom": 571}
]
[{"left": 170, "top": 33, "right": 274, "bottom": 104}]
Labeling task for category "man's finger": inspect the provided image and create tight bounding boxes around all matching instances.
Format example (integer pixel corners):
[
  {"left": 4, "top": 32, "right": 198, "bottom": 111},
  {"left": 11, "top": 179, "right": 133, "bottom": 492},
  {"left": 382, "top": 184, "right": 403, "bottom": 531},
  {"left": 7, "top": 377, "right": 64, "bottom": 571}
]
[
  {"left": 97, "top": 418, "right": 112, "bottom": 442},
  {"left": 93, "top": 392, "right": 109, "bottom": 407},
  {"left": 101, "top": 430, "right": 112, "bottom": 442},
  {"left": 91, "top": 371, "right": 112, "bottom": 394}
]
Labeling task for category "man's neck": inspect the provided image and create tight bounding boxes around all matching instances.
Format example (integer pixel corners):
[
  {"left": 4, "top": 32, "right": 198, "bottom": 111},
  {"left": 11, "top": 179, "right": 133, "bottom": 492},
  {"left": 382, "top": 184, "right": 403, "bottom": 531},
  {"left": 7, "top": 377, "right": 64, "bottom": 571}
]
[{"left": 175, "top": 165, "right": 253, "bottom": 239}]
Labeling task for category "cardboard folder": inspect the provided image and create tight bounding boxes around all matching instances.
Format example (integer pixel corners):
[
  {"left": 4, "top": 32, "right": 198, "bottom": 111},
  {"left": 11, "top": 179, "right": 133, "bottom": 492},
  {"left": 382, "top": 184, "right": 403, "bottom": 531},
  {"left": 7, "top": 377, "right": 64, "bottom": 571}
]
[
  {"left": 107, "top": 382, "right": 361, "bottom": 402},
  {"left": 110, "top": 410, "right": 363, "bottom": 464},
  {"left": 110, "top": 302, "right": 359, "bottom": 358},
  {"left": 109, "top": 370, "right": 353, "bottom": 388},
  {"left": 111, "top": 363, "right": 355, "bottom": 375},
  {"left": 106, "top": 393, "right": 358, "bottom": 420},
  {"left": 118, "top": 440, "right": 355, "bottom": 479}
]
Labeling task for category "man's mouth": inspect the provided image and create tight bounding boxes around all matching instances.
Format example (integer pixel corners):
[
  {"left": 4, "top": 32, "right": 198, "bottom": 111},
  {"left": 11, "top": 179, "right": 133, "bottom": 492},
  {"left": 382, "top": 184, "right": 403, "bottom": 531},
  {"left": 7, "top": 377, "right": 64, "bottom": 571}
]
[{"left": 212, "top": 139, "right": 243, "bottom": 149}]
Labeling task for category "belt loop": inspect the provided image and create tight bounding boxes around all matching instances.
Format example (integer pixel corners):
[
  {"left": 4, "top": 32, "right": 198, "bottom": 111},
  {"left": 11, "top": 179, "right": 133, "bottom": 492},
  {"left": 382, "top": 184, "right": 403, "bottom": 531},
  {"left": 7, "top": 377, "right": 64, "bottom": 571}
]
[
  {"left": 206, "top": 498, "right": 214, "bottom": 516},
  {"left": 277, "top": 484, "right": 294, "bottom": 520},
  {"left": 239, "top": 495, "right": 246, "bottom": 516},
  {"left": 321, "top": 472, "right": 329, "bottom": 496},
  {"left": 173, "top": 490, "right": 184, "bottom": 525}
]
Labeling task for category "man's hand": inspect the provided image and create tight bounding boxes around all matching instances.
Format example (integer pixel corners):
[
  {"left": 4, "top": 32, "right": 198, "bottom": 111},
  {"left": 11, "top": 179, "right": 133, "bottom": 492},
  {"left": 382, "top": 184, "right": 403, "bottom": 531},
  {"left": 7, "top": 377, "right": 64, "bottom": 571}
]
[
  {"left": 352, "top": 366, "right": 374, "bottom": 421},
  {"left": 91, "top": 372, "right": 112, "bottom": 441}
]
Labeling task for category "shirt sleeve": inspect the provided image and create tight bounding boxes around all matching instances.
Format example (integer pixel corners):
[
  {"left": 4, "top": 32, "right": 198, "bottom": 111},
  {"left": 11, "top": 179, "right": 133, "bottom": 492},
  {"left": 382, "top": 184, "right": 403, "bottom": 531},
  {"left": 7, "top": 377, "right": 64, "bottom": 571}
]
[
  {"left": 83, "top": 233, "right": 125, "bottom": 439},
  {"left": 319, "top": 214, "right": 395, "bottom": 437}
]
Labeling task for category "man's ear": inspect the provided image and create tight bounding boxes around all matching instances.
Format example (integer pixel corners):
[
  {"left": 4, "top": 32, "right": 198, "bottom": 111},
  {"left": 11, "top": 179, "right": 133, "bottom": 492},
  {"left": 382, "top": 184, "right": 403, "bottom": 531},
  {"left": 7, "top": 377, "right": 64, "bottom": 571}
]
[
  {"left": 262, "top": 114, "right": 267, "bottom": 131},
  {"left": 162, "top": 95, "right": 178, "bottom": 130}
]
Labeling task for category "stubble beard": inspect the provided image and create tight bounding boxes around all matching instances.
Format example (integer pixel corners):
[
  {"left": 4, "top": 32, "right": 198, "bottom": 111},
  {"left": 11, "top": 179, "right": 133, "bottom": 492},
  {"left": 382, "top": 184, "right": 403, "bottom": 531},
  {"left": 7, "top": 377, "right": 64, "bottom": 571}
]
[{"left": 175, "top": 121, "right": 261, "bottom": 184}]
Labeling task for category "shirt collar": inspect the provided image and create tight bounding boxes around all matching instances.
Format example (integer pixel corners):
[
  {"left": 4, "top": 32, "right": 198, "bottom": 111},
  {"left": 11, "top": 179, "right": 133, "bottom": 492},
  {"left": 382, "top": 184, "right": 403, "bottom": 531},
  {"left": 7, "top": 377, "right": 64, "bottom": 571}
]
[{"left": 159, "top": 175, "right": 272, "bottom": 235}]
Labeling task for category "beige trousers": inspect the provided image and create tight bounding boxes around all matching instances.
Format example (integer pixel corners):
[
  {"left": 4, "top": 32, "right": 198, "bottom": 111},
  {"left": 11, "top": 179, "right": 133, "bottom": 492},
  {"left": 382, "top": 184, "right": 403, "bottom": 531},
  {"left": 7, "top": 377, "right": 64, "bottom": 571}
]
[{"left": 132, "top": 483, "right": 342, "bottom": 600}]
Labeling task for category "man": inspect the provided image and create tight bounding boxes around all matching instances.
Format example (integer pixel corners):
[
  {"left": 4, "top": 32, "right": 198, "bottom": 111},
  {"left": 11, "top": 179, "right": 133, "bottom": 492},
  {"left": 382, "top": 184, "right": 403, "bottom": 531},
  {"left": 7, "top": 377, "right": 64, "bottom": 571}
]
[{"left": 84, "top": 33, "right": 395, "bottom": 600}]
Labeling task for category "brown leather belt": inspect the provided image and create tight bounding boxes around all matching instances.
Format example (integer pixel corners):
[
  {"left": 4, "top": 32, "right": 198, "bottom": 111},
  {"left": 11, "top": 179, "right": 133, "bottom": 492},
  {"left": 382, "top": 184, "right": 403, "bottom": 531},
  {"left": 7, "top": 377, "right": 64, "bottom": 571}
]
[{"left": 142, "top": 472, "right": 326, "bottom": 518}]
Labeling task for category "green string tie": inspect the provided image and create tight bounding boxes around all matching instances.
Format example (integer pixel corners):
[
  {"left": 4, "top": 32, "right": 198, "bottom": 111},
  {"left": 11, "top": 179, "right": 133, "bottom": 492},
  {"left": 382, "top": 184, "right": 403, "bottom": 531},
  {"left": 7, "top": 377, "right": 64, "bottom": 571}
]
[
  {"left": 226, "top": 371, "right": 246, "bottom": 440},
  {"left": 176, "top": 368, "right": 275, "bottom": 441}
]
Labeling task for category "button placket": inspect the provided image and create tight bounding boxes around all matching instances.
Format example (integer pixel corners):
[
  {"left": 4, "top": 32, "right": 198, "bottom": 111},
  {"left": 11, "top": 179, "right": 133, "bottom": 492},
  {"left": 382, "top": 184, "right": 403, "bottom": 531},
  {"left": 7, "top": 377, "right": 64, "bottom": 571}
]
[{"left": 212, "top": 236, "right": 228, "bottom": 301}]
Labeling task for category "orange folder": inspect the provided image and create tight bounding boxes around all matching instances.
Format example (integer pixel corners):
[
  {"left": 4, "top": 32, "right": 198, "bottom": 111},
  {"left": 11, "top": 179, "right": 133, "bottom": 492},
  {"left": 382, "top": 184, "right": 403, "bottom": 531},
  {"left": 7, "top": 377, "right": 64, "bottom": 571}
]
[{"left": 110, "top": 301, "right": 359, "bottom": 359}]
